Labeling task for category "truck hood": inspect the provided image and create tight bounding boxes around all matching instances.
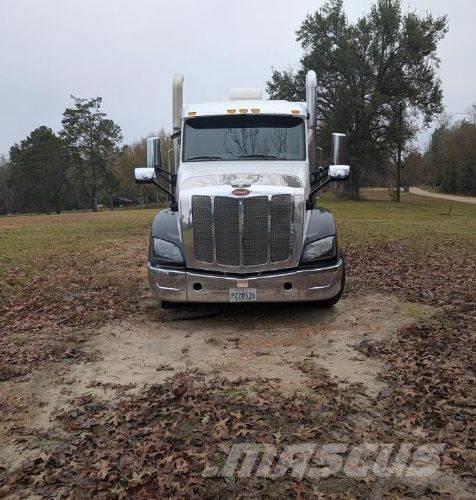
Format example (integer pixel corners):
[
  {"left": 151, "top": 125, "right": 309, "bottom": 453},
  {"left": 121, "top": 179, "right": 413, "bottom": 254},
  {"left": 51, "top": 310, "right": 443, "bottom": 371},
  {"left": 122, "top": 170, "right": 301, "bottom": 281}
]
[
  {"left": 177, "top": 161, "right": 309, "bottom": 196},
  {"left": 176, "top": 161, "right": 308, "bottom": 273}
]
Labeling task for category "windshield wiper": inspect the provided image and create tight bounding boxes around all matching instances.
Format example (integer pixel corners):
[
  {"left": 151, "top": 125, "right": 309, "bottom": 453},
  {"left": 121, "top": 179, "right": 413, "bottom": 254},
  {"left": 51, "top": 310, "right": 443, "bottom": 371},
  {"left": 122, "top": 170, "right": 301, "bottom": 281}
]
[
  {"left": 186, "top": 155, "right": 223, "bottom": 162},
  {"left": 238, "top": 154, "right": 278, "bottom": 160}
]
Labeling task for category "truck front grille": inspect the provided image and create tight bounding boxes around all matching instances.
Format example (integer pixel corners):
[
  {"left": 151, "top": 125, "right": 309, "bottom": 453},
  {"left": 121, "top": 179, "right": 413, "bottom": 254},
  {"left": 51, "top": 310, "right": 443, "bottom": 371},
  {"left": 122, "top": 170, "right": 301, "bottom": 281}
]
[
  {"left": 191, "top": 195, "right": 214, "bottom": 263},
  {"left": 270, "top": 194, "right": 294, "bottom": 262},
  {"left": 191, "top": 194, "right": 293, "bottom": 267},
  {"left": 243, "top": 196, "right": 269, "bottom": 266},
  {"left": 214, "top": 197, "right": 240, "bottom": 266}
]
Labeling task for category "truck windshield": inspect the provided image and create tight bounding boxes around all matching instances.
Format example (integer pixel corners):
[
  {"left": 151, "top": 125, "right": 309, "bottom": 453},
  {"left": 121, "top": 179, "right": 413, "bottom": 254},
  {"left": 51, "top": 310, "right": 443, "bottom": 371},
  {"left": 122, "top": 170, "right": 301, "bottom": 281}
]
[{"left": 182, "top": 115, "right": 305, "bottom": 162}]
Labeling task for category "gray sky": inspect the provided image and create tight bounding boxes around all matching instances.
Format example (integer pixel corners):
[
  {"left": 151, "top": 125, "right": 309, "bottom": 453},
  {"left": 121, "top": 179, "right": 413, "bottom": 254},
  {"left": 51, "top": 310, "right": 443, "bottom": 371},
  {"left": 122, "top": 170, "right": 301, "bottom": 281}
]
[{"left": 1, "top": 0, "right": 474, "bottom": 156}]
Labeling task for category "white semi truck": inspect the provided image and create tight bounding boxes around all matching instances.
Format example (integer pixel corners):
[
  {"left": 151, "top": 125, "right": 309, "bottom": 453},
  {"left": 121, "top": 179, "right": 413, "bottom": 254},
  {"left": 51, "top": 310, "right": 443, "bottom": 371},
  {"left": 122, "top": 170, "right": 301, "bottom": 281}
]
[{"left": 135, "top": 71, "right": 350, "bottom": 306}]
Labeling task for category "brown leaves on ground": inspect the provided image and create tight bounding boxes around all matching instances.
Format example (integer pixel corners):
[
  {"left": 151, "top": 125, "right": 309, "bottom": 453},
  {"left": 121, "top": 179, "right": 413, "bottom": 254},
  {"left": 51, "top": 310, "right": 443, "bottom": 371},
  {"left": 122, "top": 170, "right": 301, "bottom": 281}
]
[
  {"left": 357, "top": 308, "right": 475, "bottom": 478},
  {"left": 1, "top": 208, "right": 475, "bottom": 497},
  {"left": 0, "top": 373, "right": 365, "bottom": 498},
  {"left": 0, "top": 242, "right": 147, "bottom": 373},
  {"left": 347, "top": 237, "right": 475, "bottom": 479},
  {"left": 345, "top": 237, "right": 475, "bottom": 310}
]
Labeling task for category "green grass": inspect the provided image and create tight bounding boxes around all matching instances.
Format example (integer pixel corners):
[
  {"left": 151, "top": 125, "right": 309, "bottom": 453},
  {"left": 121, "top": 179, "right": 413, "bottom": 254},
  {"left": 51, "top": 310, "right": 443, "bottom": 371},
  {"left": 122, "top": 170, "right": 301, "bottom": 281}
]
[
  {"left": 323, "top": 190, "right": 476, "bottom": 244},
  {"left": 0, "top": 209, "right": 155, "bottom": 259},
  {"left": 1, "top": 194, "right": 474, "bottom": 286},
  {"left": 1, "top": 191, "right": 473, "bottom": 311},
  {"left": 2, "top": 191, "right": 474, "bottom": 258}
]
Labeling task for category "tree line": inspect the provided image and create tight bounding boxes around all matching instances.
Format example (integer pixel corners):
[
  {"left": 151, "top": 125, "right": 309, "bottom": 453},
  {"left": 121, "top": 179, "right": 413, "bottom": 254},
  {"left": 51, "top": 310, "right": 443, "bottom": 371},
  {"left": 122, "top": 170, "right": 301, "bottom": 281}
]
[
  {"left": 404, "top": 108, "right": 476, "bottom": 195},
  {"left": 0, "top": 96, "right": 172, "bottom": 215},
  {"left": 1, "top": 0, "right": 472, "bottom": 213}
]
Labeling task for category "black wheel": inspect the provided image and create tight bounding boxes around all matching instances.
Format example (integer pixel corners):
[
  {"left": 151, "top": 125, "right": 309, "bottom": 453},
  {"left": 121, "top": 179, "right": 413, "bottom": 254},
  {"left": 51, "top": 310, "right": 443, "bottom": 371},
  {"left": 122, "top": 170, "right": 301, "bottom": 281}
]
[{"left": 315, "top": 254, "right": 346, "bottom": 308}]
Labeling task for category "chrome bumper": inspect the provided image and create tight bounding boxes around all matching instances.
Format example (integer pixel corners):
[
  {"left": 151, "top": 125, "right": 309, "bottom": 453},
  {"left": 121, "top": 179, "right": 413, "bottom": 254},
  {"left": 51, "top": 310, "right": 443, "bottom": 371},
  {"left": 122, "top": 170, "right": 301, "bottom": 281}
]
[{"left": 147, "top": 259, "right": 344, "bottom": 303}]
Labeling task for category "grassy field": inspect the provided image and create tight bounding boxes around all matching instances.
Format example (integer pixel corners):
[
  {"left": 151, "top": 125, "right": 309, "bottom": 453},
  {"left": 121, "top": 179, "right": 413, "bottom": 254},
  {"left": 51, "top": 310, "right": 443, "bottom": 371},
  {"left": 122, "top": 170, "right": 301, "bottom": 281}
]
[
  {"left": 1, "top": 190, "right": 474, "bottom": 282},
  {"left": 0, "top": 191, "right": 474, "bottom": 364},
  {"left": 2, "top": 190, "right": 474, "bottom": 269},
  {"left": 0, "top": 191, "right": 475, "bottom": 497},
  {"left": 336, "top": 189, "right": 476, "bottom": 241}
]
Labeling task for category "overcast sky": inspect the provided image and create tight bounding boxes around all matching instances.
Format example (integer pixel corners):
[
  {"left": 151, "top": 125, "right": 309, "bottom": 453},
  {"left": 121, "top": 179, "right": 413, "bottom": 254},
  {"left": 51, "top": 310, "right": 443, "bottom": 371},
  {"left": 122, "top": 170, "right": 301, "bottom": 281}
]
[{"left": 1, "top": 0, "right": 474, "bottom": 156}]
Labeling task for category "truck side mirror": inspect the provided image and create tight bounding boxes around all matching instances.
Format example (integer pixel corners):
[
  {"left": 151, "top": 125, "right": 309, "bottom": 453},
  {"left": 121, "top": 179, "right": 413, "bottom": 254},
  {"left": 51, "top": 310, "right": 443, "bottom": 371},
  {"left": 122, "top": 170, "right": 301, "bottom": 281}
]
[
  {"left": 328, "top": 164, "right": 350, "bottom": 180},
  {"left": 330, "top": 133, "right": 347, "bottom": 165},
  {"left": 147, "top": 137, "right": 161, "bottom": 170},
  {"left": 134, "top": 167, "right": 155, "bottom": 184},
  {"left": 329, "top": 132, "right": 350, "bottom": 180}
]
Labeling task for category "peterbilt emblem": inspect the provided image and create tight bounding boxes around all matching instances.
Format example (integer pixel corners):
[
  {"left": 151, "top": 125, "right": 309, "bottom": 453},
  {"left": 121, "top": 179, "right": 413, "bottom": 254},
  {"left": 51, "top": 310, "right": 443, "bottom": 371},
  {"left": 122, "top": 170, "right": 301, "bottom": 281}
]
[{"left": 232, "top": 188, "right": 250, "bottom": 196}]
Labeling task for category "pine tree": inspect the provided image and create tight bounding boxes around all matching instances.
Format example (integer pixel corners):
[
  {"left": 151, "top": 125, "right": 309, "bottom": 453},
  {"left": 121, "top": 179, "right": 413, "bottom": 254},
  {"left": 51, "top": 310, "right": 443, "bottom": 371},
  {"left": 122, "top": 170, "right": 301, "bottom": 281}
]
[
  {"left": 60, "top": 96, "right": 122, "bottom": 211},
  {"left": 9, "top": 127, "right": 68, "bottom": 213}
]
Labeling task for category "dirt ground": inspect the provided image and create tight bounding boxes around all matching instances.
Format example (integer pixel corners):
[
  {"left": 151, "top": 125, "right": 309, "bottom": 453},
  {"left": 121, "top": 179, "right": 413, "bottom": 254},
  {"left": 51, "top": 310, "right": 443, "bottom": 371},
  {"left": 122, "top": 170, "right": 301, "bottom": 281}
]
[
  {"left": 409, "top": 187, "right": 476, "bottom": 204},
  {"left": 1, "top": 199, "right": 474, "bottom": 497},
  {"left": 0, "top": 294, "right": 433, "bottom": 470}
]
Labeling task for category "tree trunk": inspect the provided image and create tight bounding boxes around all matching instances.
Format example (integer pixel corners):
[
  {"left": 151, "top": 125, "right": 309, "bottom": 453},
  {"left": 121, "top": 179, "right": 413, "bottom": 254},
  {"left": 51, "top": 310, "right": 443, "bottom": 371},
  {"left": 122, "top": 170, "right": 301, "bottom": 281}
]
[
  {"left": 340, "top": 163, "right": 360, "bottom": 199},
  {"left": 91, "top": 157, "right": 98, "bottom": 212},
  {"left": 91, "top": 184, "right": 98, "bottom": 212},
  {"left": 395, "top": 103, "right": 403, "bottom": 202},
  {"left": 54, "top": 190, "right": 61, "bottom": 214}
]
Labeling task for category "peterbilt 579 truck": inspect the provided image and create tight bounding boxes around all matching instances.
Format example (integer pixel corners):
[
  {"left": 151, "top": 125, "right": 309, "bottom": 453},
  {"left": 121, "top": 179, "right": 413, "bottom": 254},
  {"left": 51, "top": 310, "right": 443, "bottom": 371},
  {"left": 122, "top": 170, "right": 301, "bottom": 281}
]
[{"left": 135, "top": 71, "right": 350, "bottom": 306}]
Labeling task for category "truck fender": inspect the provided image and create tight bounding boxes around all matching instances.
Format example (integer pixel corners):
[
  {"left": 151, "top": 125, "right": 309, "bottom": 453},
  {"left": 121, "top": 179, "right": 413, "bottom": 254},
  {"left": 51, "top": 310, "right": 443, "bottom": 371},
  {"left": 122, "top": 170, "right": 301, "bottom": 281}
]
[
  {"left": 303, "top": 208, "right": 337, "bottom": 247},
  {"left": 149, "top": 208, "right": 184, "bottom": 263}
]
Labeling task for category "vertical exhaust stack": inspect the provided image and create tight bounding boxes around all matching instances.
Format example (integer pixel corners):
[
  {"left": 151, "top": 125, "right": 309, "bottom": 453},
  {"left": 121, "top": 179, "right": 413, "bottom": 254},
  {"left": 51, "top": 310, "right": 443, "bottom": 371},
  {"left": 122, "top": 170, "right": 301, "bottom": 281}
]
[
  {"left": 305, "top": 70, "right": 318, "bottom": 171},
  {"left": 305, "top": 70, "right": 317, "bottom": 129},
  {"left": 172, "top": 73, "right": 184, "bottom": 172},
  {"left": 172, "top": 73, "right": 184, "bottom": 132}
]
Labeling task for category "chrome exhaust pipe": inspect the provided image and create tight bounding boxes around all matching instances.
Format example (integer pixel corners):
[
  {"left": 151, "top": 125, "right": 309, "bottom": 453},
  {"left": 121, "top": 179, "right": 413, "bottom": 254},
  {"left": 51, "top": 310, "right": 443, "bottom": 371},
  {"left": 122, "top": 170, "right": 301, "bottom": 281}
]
[
  {"left": 172, "top": 73, "right": 184, "bottom": 172},
  {"left": 172, "top": 73, "right": 184, "bottom": 133}
]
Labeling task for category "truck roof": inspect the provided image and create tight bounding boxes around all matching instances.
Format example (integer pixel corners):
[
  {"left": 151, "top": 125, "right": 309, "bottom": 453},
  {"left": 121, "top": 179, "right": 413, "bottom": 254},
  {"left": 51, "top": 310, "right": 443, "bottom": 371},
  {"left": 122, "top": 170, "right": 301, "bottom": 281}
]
[{"left": 182, "top": 100, "right": 307, "bottom": 119}]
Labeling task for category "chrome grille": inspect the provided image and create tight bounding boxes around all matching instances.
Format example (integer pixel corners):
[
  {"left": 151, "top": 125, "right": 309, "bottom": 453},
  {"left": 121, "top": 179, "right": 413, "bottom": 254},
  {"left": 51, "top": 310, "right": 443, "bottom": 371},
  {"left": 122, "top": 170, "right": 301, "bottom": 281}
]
[
  {"left": 191, "top": 194, "right": 293, "bottom": 267},
  {"left": 191, "top": 195, "right": 213, "bottom": 263},
  {"left": 270, "top": 194, "right": 293, "bottom": 262},
  {"left": 214, "top": 197, "right": 240, "bottom": 266},
  {"left": 243, "top": 196, "right": 269, "bottom": 266}
]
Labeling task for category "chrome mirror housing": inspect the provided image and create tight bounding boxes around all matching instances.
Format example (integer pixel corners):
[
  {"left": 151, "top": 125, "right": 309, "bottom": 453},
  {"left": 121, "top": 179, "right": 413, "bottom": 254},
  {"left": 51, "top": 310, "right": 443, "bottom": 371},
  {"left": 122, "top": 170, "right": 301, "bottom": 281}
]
[
  {"left": 331, "top": 133, "right": 347, "bottom": 166},
  {"left": 134, "top": 167, "right": 155, "bottom": 184},
  {"left": 328, "top": 164, "right": 350, "bottom": 180},
  {"left": 147, "top": 137, "right": 161, "bottom": 169}
]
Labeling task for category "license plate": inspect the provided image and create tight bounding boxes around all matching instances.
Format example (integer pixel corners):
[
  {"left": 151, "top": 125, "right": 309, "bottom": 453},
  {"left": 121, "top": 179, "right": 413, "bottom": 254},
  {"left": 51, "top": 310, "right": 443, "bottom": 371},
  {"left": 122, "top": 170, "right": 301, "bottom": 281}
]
[{"left": 229, "top": 288, "right": 257, "bottom": 302}]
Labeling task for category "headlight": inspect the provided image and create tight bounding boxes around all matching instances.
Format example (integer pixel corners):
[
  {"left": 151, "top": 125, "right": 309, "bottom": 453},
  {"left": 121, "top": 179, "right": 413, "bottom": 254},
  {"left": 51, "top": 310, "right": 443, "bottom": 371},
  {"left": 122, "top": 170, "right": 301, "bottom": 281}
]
[
  {"left": 153, "top": 238, "right": 184, "bottom": 263},
  {"left": 301, "top": 236, "right": 336, "bottom": 263}
]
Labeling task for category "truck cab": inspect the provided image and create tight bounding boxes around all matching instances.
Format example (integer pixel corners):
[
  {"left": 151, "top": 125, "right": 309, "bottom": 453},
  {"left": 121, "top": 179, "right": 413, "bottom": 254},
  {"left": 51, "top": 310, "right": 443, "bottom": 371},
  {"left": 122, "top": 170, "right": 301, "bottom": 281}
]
[{"left": 135, "top": 72, "right": 350, "bottom": 305}]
